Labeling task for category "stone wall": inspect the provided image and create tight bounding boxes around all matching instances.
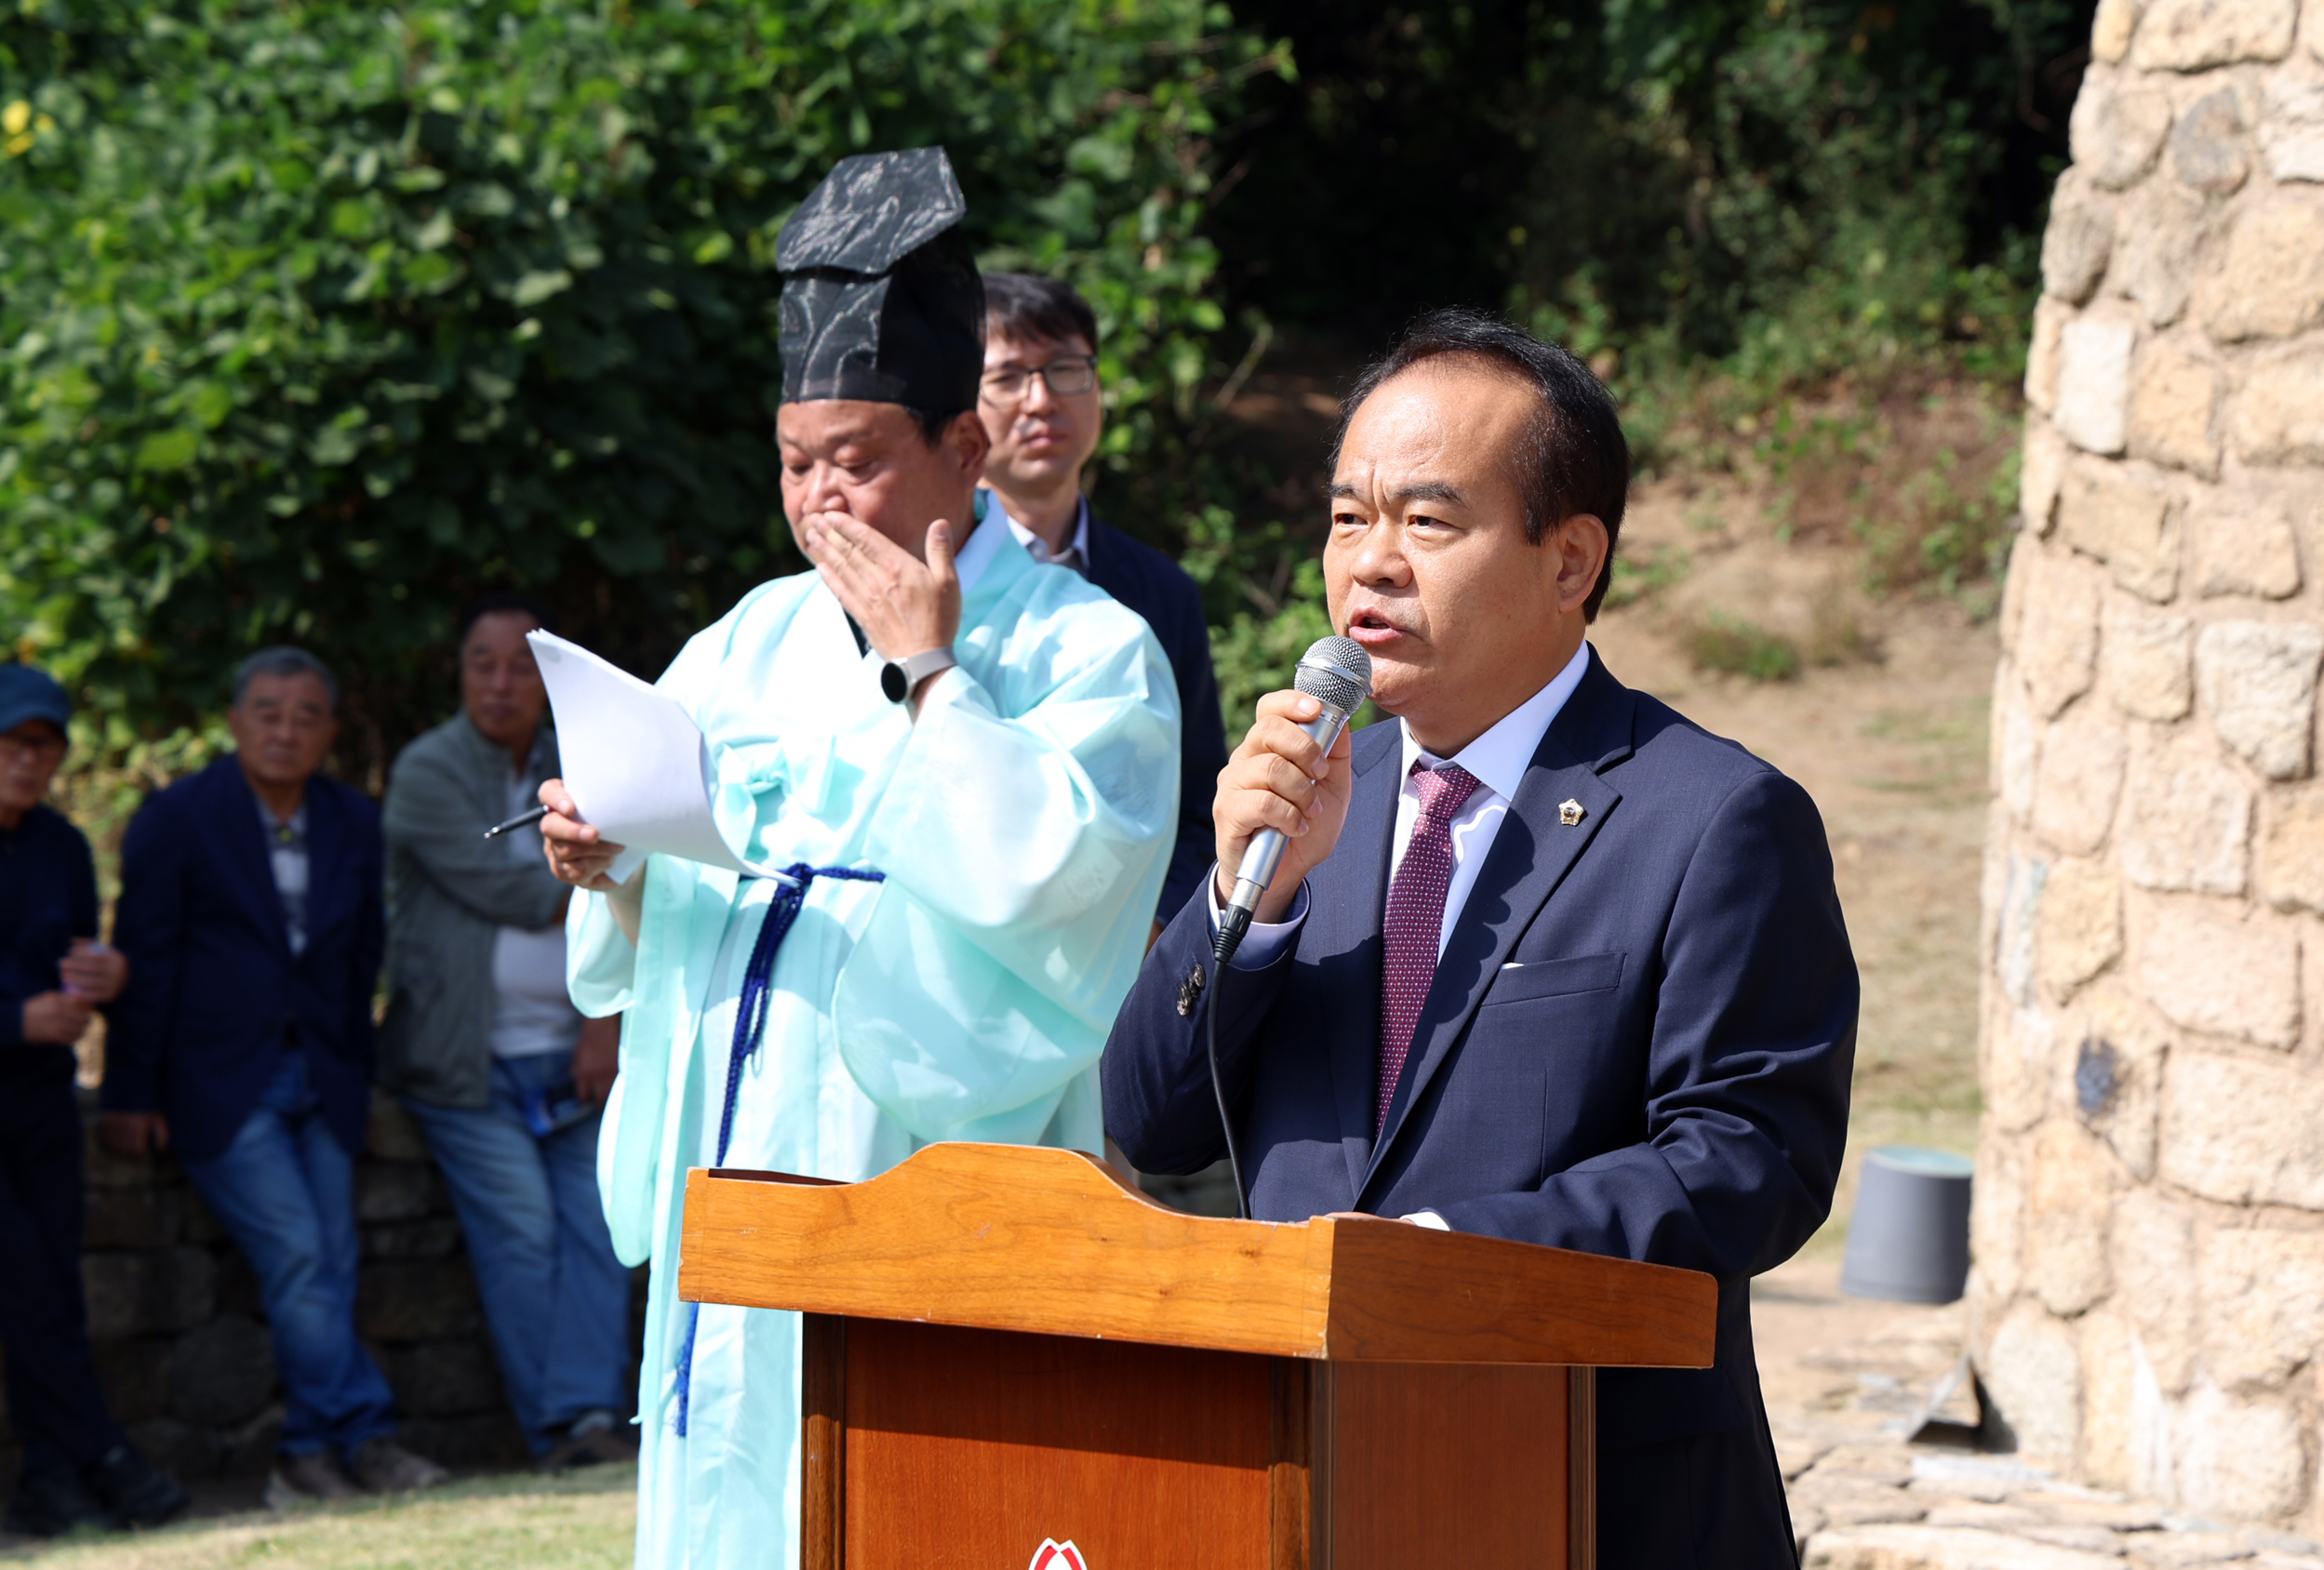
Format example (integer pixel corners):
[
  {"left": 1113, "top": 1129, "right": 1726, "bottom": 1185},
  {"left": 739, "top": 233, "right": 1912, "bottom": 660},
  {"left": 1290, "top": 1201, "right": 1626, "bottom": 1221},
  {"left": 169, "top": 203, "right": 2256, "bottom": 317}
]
[
  {"left": 0, "top": 1090, "right": 641, "bottom": 1487},
  {"left": 1978, "top": 0, "right": 2324, "bottom": 1528}
]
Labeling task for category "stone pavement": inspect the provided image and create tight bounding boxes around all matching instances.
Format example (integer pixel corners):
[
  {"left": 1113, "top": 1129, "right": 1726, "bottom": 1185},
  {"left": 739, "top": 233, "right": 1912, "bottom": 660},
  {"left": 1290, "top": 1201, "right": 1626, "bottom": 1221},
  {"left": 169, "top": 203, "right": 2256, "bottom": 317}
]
[{"left": 1758, "top": 1257, "right": 2324, "bottom": 1569}]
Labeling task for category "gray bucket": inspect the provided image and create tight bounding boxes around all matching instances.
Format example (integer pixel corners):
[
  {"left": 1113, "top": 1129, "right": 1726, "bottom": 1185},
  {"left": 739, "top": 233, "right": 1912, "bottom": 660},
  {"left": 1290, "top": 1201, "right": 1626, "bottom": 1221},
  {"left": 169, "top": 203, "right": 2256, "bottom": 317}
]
[{"left": 1840, "top": 1145, "right": 1973, "bottom": 1305}]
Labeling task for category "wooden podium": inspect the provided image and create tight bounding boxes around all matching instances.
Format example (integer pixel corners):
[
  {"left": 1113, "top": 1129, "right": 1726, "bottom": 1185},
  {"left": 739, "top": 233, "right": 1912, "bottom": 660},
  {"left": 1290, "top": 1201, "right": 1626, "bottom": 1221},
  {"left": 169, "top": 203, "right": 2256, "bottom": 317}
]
[{"left": 679, "top": 1143, "right": 1715, "bottom": 1570}]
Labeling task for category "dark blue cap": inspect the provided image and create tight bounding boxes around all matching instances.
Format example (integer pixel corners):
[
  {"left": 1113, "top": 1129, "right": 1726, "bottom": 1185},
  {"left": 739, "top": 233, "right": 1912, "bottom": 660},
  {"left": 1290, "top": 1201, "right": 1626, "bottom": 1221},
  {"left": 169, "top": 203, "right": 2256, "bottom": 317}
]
[{"left": 0, "top": 664, "right": 72, "bottom": 739}]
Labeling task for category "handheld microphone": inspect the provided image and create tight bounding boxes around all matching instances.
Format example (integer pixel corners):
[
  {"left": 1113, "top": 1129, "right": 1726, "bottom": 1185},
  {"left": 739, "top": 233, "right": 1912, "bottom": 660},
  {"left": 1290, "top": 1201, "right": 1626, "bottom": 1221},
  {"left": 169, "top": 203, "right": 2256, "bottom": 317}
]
[{"left": 1214, "top": 635, "right": 1372, "bottom": 965}]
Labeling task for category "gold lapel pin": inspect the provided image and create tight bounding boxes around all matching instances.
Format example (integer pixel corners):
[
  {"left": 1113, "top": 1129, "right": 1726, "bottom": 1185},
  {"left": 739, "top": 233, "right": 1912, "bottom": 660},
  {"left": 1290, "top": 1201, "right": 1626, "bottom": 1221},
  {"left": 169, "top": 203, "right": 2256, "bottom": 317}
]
[{"left": 1558, "top": 798, "right": 1585, "bottom": 827}]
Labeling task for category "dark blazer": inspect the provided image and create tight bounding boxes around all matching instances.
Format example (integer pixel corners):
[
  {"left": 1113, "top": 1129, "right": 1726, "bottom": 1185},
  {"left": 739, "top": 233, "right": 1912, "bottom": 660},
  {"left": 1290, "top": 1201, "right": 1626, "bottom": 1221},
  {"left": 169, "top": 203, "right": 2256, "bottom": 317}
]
[
  {"left": 103, "top": 756, "right": 386, "bottom": 1160},
  {"left": 1084, "top": 511, "right": 1230, "bottom": 922},
  {"left": 1102, "top": 649, "right": 1856, "bottom": 1567}
]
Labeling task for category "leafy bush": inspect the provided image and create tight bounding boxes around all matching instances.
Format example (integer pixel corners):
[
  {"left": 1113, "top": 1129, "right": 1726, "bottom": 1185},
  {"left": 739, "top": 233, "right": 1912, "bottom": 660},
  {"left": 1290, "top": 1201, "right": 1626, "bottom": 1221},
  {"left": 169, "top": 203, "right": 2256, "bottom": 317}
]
[
  {"left": 1756, "top": 381, "right": 2021, "bottom": 607},
  {"left": 1685, "top": 611, "right": 1801, "bottom": 683},
  {"left": 0, "top": 0, "right": 1281, "bottom": 777},
  {"left": 1219, "top": 0, "right": 2089, "bottom": 389},
  {"left": 1514, "top": 0, "right": 2053, "bottom": 407}
]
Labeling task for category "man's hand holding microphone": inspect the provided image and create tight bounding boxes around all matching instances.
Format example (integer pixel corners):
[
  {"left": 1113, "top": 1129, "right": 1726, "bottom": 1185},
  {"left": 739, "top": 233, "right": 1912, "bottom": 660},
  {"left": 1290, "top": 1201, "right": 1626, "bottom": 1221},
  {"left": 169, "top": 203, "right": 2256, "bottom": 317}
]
[{"left": 1210, "top": 637, "right": 1370, "bottom": 963}]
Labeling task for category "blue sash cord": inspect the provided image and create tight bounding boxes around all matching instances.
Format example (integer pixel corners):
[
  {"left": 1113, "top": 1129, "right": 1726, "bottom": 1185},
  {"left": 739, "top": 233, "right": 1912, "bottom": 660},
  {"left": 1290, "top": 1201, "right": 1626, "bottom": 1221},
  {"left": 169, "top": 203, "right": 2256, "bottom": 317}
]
[{"left": 672, "top": 862, "right": 885, "bottom": 1438}]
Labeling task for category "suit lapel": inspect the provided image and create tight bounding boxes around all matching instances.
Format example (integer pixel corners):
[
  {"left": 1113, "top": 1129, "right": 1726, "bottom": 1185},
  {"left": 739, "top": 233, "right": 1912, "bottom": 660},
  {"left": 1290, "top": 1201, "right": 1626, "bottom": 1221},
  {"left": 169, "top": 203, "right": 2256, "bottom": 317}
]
[
  {"left": 1068, "top": 509, "right": 1128, "bottom": 608},
  {"left": 1362, "top": 655, "right": 1636, "bottom": 1195},
  {"left": 1079, "top": 513, "right": 1115, "bottom": 595},
  {"left": 1318, "top": 723, "right": 1402, "bottom": 1195},
  {"left": 217, "top": 760, "right": 292, "bottom": 954},
  {"left": 301, "top": 779, "right": 341, "bottom": 961}
]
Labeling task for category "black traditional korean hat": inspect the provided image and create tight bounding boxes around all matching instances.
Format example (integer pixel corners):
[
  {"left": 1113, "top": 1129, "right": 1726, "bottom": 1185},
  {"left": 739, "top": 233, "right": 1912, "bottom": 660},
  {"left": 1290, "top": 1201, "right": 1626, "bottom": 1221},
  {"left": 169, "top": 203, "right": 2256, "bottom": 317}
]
[{"left": 775, "top": 146, "right": 985, "bottom": 412}]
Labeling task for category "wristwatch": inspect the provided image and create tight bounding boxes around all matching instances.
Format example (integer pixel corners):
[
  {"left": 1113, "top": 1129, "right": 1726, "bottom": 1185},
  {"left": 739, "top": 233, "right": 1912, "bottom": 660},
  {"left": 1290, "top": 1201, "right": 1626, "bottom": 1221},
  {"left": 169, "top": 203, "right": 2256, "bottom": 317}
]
[{"left": 881, "top": 646, "right": 958, "bottom": 703}]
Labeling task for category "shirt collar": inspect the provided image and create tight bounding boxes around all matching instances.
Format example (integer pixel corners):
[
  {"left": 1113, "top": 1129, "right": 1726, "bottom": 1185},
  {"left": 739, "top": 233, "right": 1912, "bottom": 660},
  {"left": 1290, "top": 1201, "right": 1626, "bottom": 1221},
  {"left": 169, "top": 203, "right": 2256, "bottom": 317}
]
[
  {"left": 1399, "top": 640, "right": 1594, "bottom": 802},
  {"left": 985, "top": 488, "right": 1090, "bottom": 567},
  {"left": 950, "top": 486, "right": 1008, "bottom": 593},
  {"left": 256, "top": 794, "right": 308, "bottom": 840}
]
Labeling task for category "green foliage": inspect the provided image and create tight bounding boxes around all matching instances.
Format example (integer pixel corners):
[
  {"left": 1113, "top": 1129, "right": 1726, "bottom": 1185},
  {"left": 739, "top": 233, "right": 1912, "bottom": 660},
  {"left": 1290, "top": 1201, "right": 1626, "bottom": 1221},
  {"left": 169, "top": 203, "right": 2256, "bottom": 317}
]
[
  {"left": 1222, "top": 0, "right": 2088, "bottom": 393},
  {"left": 1513, "top": 0, "right": 2063, "bottom": 431},
  {"left": 0, "top": 0, "right": 1281, "bottom": 775},
  {"left": 1602, "top": 542, "right": 1691, "bottom": 611},
  {"left": 1685, "top": 610, "right": 1801, "bottom": 682},
  {"left": 1190, "top": 0, "right": 2089, "bottom": 666},
  {"left": 1753, "top": 380, "right": 2021, "bottom": 608}
]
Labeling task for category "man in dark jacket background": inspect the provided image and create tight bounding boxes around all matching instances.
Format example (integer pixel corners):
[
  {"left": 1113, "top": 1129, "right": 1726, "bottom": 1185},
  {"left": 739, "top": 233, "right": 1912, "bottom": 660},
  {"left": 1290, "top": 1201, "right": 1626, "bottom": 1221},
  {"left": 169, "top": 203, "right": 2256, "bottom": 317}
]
[
  {"left": 975, "top": 272, "right": 1230, "bottom": 934},
  {"left": 0, "top": 664, "right": 187, "bottom": 1537},
  {"left": 103, "top": 647, "right": 447, "bottom": 1507}
]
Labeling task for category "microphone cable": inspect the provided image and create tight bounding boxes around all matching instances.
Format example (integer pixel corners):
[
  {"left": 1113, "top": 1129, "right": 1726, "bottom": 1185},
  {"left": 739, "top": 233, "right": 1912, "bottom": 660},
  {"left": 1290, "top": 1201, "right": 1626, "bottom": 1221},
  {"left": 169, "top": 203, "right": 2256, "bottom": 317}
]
[
  {"left": 1208, "top": 920, "right": 1249, "bottom": 1220},
  {"left": 1202, "top": 634, "right": 1370, "bottom": 1225}
]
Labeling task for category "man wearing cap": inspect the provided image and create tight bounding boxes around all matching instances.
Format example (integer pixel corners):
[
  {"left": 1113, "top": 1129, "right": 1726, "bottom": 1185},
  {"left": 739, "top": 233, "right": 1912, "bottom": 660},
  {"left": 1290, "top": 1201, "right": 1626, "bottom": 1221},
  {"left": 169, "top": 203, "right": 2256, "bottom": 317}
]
[
  {"left": 537, "top": 146, "right": 1178, "bottom": 1568},
  {"left": 0, "top": 665, "right": 190, "bottom": 1537}
]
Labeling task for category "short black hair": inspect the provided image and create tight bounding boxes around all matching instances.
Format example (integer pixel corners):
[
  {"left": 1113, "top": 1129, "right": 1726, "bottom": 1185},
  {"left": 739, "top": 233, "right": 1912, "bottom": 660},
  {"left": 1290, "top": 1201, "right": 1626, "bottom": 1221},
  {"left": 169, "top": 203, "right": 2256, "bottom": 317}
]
[
  {"left": 1334, "top": 309, "right": 1630, "bottom": 619},
  {"left": 457, "top": 592, "right": 552, "bottom": 653},
  {"left": 982, "top": 272, "right": 1100, "bottom": 354}
]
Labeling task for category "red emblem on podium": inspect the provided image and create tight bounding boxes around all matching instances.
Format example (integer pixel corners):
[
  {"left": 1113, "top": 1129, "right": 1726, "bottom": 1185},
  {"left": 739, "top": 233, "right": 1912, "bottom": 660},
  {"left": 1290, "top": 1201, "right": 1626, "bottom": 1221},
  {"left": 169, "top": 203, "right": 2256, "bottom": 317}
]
[{"left": 1027, "top": 1539, "right": 1087, "bottom": 1570}]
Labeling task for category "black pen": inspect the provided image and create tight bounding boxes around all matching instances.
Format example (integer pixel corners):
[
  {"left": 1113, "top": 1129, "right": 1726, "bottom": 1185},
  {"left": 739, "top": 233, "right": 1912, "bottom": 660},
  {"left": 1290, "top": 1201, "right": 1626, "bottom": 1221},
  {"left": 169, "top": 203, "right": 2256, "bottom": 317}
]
[{"left": 483, "top": 804, "right": 551, "bottom": 840}]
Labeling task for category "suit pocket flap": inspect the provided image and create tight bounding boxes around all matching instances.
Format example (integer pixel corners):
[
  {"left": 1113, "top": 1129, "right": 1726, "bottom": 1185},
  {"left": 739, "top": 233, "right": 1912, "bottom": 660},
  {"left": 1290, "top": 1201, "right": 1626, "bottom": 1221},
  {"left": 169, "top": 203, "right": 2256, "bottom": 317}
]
[{"left": 1482, "top": 951, "right": 1624, "bottom": 1005}]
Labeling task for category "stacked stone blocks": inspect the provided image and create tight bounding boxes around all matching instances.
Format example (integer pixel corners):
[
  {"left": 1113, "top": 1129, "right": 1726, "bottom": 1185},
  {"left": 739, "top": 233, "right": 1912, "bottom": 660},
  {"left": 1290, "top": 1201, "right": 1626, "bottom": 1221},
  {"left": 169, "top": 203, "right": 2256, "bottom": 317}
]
[
  {"left": 1983, "top": 0, "right": 2324, "bottom": 1528},
  {"left": 0, "top": 1092, "right": 531, "bottom": 1486}
]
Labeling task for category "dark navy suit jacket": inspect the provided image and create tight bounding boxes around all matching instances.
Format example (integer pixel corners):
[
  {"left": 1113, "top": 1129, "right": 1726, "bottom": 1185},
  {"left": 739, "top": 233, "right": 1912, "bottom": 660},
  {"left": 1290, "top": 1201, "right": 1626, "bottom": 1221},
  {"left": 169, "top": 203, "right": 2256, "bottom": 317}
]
[
  {"left": 103, "top": 756, "right": 385, "bottom": 1160},
  {"left": 1084, "top": 511, "right": 1229, "bottom": 922},
  {"left": 1102, "top": 649, "right": 1856, "bottom": 1567}
]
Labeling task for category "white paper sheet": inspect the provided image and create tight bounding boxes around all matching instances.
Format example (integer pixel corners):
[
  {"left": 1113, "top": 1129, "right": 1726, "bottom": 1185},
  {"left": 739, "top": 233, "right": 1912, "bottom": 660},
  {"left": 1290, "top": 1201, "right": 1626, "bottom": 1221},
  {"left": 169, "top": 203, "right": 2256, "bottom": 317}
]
[{"left": 528, "top": 631, "right": 782, "bottom": 884}]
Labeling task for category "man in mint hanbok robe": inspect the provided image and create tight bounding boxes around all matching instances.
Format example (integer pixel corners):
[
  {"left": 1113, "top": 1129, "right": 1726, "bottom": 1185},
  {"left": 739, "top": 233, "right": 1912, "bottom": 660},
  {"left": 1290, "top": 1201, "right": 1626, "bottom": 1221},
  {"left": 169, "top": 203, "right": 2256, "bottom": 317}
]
[{"left": 539, "top": 147, "right": 1180, "bottom": 1570}]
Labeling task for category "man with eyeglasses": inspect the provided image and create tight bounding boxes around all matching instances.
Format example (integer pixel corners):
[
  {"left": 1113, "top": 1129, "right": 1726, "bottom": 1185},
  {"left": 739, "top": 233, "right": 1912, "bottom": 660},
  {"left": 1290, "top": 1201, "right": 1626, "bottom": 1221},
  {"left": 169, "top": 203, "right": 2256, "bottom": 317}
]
[
  {"left": 0, "top": 663, "right": 189, "bottom": 1537},
  {"left": 977, "top": 273, "right": 1229, "bottom": 934}
]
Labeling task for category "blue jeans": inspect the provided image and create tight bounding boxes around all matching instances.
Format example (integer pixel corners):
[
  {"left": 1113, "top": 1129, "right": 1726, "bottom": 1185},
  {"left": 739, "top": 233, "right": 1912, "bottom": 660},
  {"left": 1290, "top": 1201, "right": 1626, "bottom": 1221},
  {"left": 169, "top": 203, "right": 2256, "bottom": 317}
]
[
  {"left": 402, "top": 1051, "right": 631, "bottom": 1456},
  {"left": 180, "top": 1052, "right": 399, "bottom": 1461}
]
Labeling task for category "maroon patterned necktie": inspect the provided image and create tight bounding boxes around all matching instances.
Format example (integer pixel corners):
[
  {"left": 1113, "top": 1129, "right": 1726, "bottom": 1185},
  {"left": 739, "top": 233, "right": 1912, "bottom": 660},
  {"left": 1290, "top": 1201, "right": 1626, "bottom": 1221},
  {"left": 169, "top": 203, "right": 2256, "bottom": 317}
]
[{"left": 1378, "top": 761, "right": 1483, "bottom": 1134}]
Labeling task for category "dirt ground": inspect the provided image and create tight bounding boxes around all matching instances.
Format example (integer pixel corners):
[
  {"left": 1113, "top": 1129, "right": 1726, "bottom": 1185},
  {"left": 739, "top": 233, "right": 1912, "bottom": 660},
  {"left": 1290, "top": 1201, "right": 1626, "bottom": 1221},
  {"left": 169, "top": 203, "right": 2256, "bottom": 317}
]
[
  {"left": 1593, "top": 473, "right": 1997, "bottom": 1256},
  {"left": 1592, "top": 475, "right": 2008, "bottom": 1522}
]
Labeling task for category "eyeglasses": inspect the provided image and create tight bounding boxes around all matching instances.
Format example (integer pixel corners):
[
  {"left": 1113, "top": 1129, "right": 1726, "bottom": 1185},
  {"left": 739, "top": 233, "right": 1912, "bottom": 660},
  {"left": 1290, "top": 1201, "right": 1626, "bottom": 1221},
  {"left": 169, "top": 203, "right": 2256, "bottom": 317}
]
[
  {"left": 0, "top": 733, "right": 65, "bottom": 764},
  {"left": 980, "top": 356, "right": 1099, "bottom": 406}
]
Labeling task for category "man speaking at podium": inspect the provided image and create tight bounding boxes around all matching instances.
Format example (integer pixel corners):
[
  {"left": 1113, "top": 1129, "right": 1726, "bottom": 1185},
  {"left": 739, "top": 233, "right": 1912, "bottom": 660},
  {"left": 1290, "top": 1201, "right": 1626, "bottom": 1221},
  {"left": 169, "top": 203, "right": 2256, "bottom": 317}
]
[
  {"left": 541, "top": 148, "right": 1179, "bottom": 1570},
  {"left": 1103, "top": 311, "right": 1855, "bottom": 1567}
]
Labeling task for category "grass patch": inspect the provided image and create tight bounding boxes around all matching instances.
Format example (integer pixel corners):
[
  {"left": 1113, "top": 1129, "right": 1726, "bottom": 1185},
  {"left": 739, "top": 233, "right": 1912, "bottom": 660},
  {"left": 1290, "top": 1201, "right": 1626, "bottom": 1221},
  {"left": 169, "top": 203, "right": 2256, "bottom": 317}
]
[
  {"left": 1686, "top": 612, "right": 1802, "bottom": 683},
  {"left": 1602, "top": 542, "right": 1691, "bottom": 611},
  {"left": 1804, "top": 605, "right": 1879, "bottom": 669},
  {"left": 1754, "top": 380, "right": 2020, "bottom": 608},
  {"left": 3, "top": 1469, "right": 636, "bottom": 1570},
  {"left": 1676, "top": 592, "right": 1879, "bottom": 685}
]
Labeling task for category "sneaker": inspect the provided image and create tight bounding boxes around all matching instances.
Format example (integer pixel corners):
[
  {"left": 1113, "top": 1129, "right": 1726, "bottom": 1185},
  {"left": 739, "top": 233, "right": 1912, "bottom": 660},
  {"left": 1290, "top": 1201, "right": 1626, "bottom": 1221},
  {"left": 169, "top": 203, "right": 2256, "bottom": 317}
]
[
  {"left": 3, "top": 1465, "right": 114, "bottom": 1537},
  {"left": 83, "top": 1444, "right": 189, "bottom": 1529},
  {"left": 539, "top": 1410, "right": 639, "bottom": 1472},
  {"left": 264, "top": 1451, "right": 363, "bottom": 1510},
  {"left": 346, "top": 1436, "right": 449, "bottom": 1495}
]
